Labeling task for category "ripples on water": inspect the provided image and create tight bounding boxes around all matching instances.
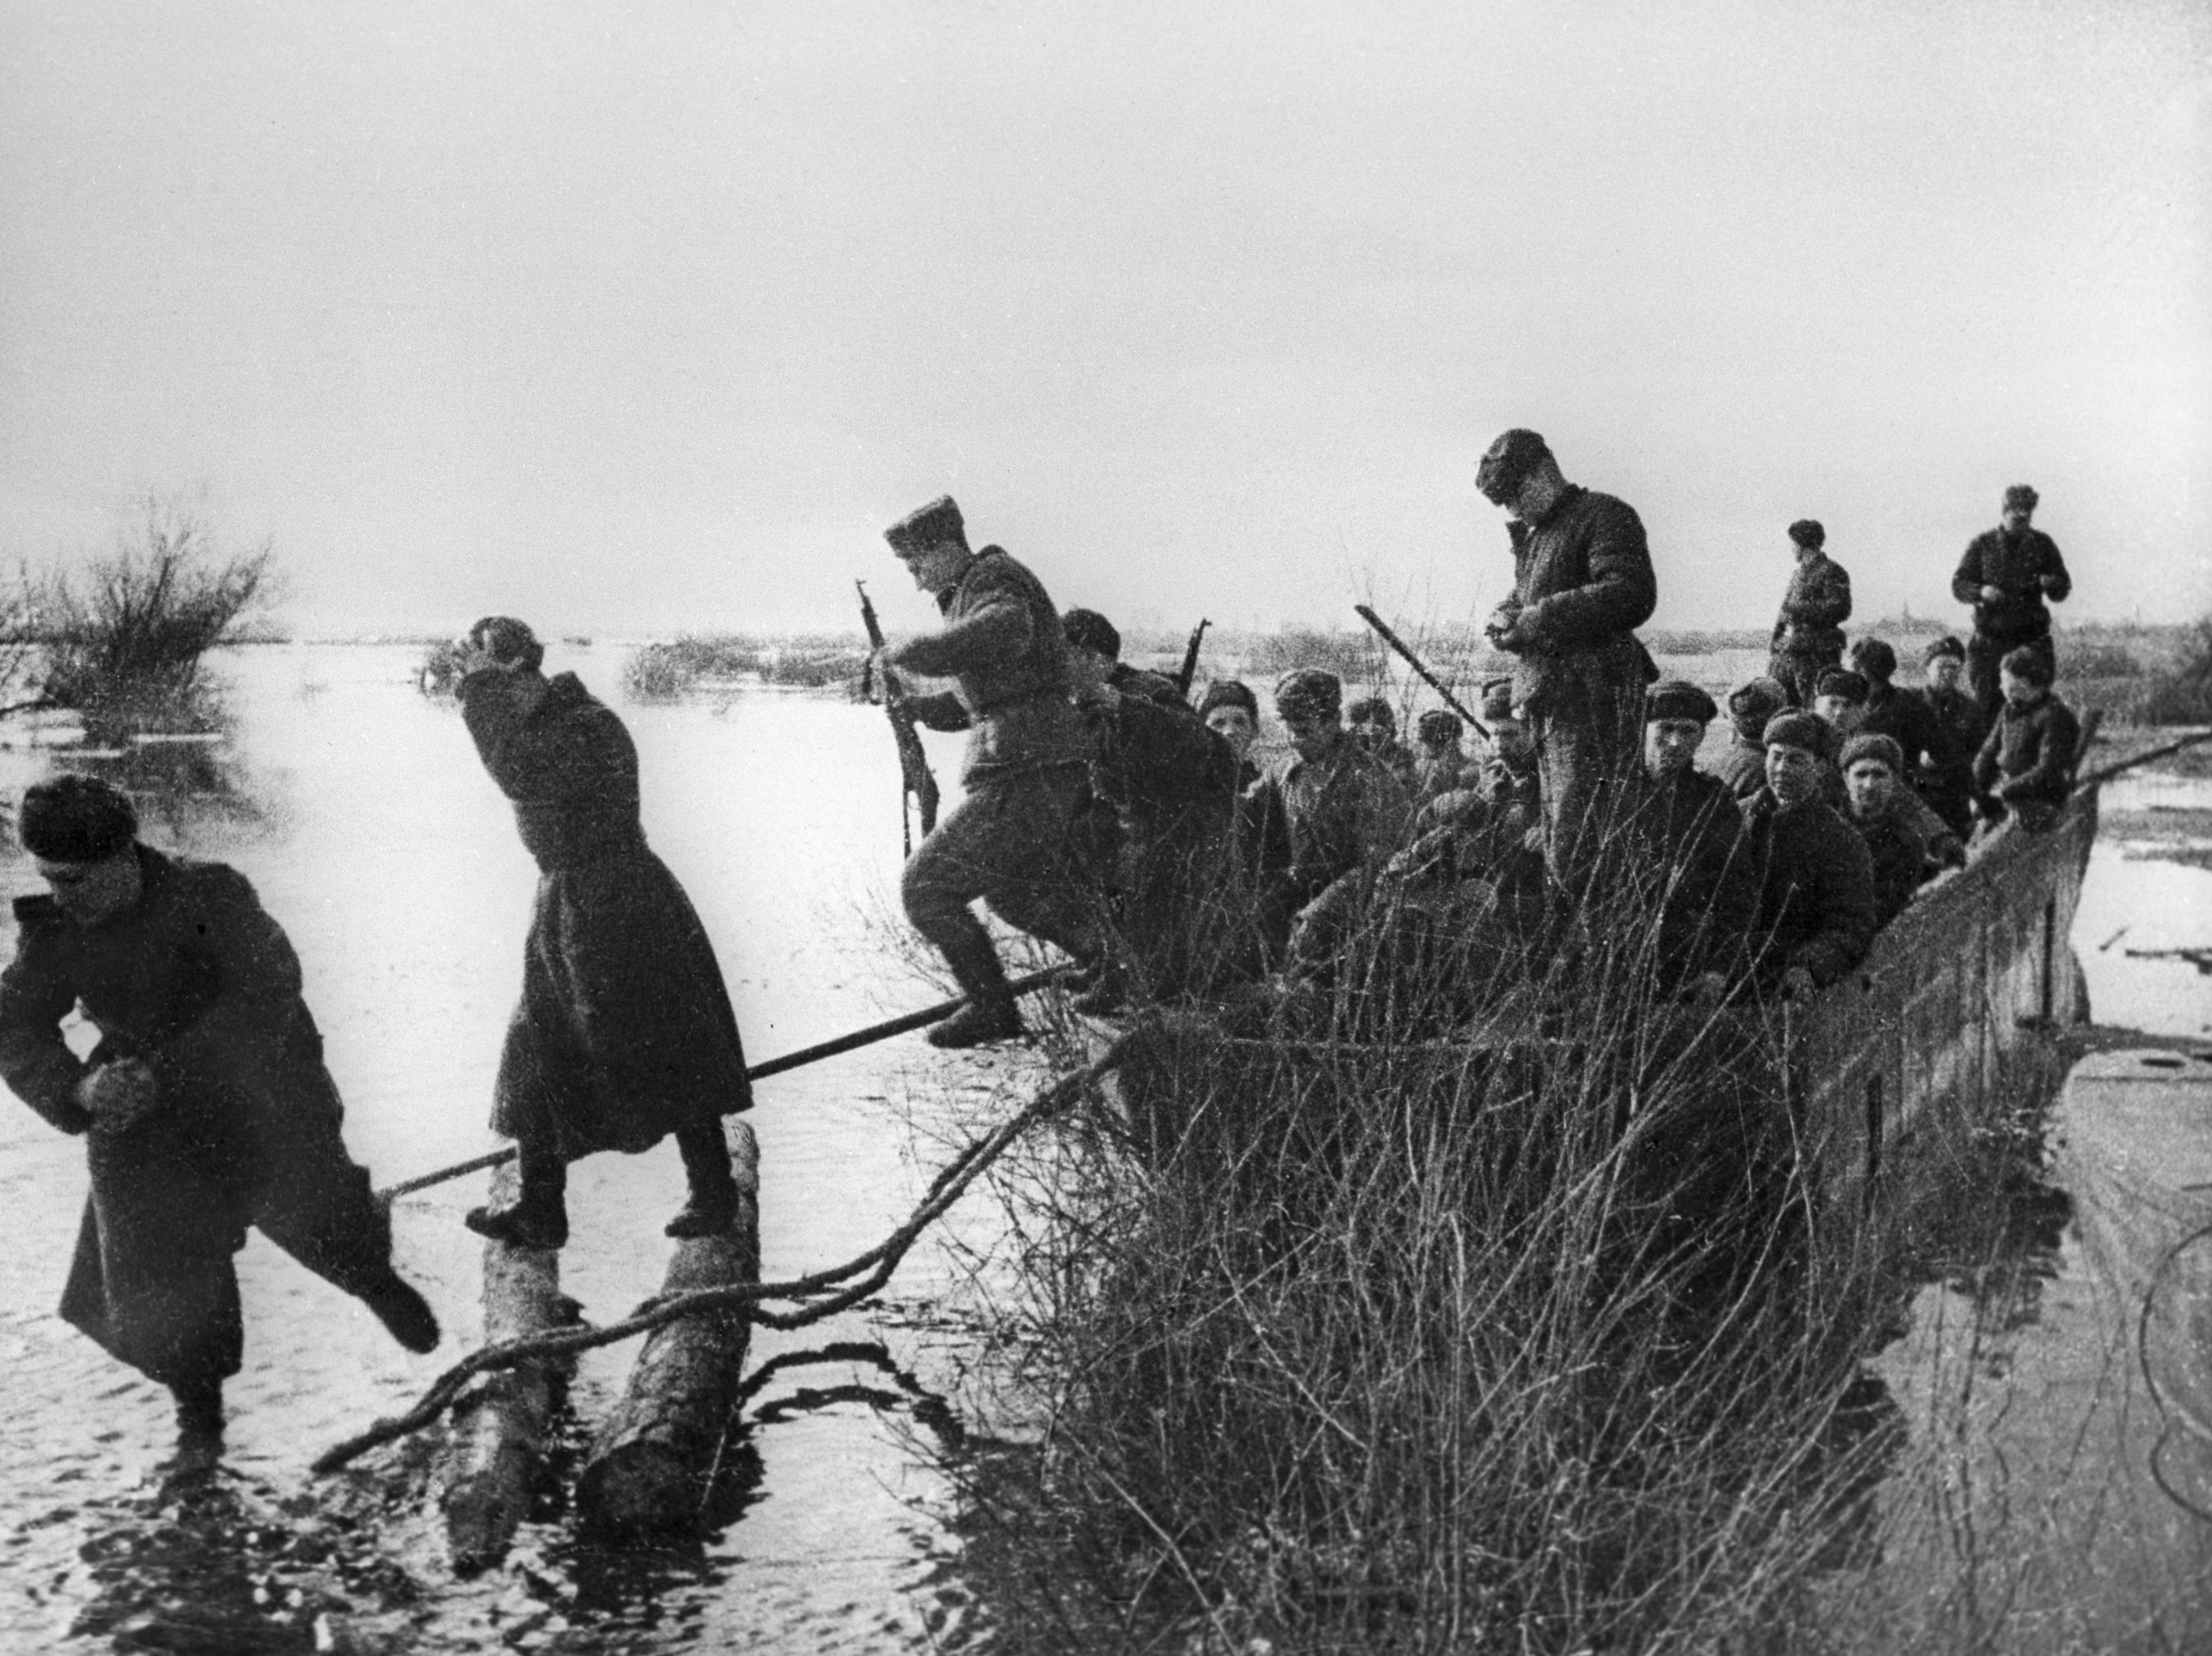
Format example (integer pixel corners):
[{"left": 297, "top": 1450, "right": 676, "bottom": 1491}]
[{"left": 2, "top": 648, "right": 2209, "bottom": 1652}]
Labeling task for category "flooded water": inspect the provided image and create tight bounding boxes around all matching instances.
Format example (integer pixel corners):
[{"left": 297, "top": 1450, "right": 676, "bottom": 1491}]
[
  {"left": 1, "top": 646, "right": 2207, "bottom": 1652},
  {"left": 0, "top": 642, "right": 1050, "bottom": 1654}
]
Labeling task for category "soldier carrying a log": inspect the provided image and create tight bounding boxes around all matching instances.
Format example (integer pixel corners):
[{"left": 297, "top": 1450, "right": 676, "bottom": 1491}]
[
  {"left": 454, "top": 617, "right": 748, "bottom": 1252},
  {"left": 0, "top": 775, "right": 441, "bottom": 1453},
  {"left": 873, "top": 496, "right": 1099, "bottom": 1048}
]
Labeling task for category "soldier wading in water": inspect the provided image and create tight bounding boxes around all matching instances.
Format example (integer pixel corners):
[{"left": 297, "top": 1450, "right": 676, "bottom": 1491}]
[
  {"left": 873, "top": 496, "right": 1098, "bottom": 1048},
  {"left": 454, "top": 618, "right": 747, "bottom": 1251},
  {"left": 0, "top": 776, "right": 440, "bottom": 1452}
]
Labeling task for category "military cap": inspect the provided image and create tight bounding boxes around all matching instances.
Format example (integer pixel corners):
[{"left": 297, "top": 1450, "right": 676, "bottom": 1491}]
[
  {"left": 1846, "top": 638, "right": 1897, "bottom": 683},
  {"left": 1061, "top": 608, "right": 1120, "bottom": 660},
  {"left": 1839, "top": 732, "right": 1904, "bottom": 775},
  {"left": 1787, "top": 519, "right": 1826, "bottom": 550},
  {"left": 467, "top": 615, "right": 544, "bottom": 673},
  {"left": 2003, "top": 484, "right": 2039, "bottom": 512},
  {"left": 1479, "top": 677, "right": 1515, "bottom": 722},
  {"left": 2000, "top": 645, "right": 2054, "bottom": 687},
  {"left": 1814, "top": 667, "right": 1869, "bottom": 704},
  {"left": 1728, "top": 676, "right": 1788, "bottom": 723},
  {"left": 1197, "top": 679, "right": 1258, "bottom": 721},
  {"left": 20, "top": 773, "right": 139, "bottom": 863},
  {"left": 884, "top": 495, "right": 967, "bottom": 555},
  {"left": 1274, "top": 668, "right": 1342, "bottom": 719},
  {"left": 1416, "top": 709, "right": 1462, "bottom": 744},
  {"left": 1923, "top": 634, "right": 1966, "bottom": 663},
  {"left": 1475, "top": 428, "right": 1552, "bottom": 501},
  {"left": 1763, "top": 710, "right": 1827, "bottom": 754},
  {"left": 1646, "top": 679, "right": 1719, "bottom": 725},
  {"left": 1345, "top": 697, "right": 1395, "bottom": 731}
]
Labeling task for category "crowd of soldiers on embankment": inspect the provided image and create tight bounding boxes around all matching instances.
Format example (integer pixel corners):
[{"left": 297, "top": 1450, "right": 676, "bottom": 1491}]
[
  {"left": 868, "top": 429, "right": 2082, "bottom": 1048},
  {"left": 0, "top": 421, "right": 2081, "bottom": 1458}
]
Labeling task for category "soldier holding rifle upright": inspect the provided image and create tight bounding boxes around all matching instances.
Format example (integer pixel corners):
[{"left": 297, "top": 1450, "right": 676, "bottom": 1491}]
[
  {"left": 1475, "top": 428, "right": 1659, "bottom": 897},
  {"left": 872, "top": 496, "right": 1097, "bottom": 1048}
]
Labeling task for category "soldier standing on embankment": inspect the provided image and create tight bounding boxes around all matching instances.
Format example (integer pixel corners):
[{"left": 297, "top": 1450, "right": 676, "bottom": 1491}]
[
  {"left": 1767, "top": 519, "right": 1852, "bottom": 708},
  {"left": 1475, "top": 428, "right": 1658, "bottom": 897},
  {"left": 873, "top": 496, "right": 1098, "bottom": 1048},
  {"left": 1952, "top": 484, "right": 2071, "bottom": 723}
]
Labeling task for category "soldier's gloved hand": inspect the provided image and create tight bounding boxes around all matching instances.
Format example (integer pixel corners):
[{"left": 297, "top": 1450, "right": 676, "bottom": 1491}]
[
  {"left": 1979, "top": 585, "right": 2005, "bottom": 603},
  {"left": 77, "top": 1059, "right": 160, "bottom": 1133},
  {"left": 1780, "top": 966, "right": 1818, "bottom": 1002},
  {"left": 2036, "top": 573, "right": 2060, "bottom": 591}
]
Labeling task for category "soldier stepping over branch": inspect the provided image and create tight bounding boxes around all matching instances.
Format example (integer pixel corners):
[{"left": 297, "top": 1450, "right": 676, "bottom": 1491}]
[
  {"left": 454, "top": 617, "right": 747, "bottom": 1253},
  {"left": 0, "top": 776, "right": 440, "bottom": 1454},
  {"left": 872, "top": 496, "right": 1099, "bottom": 1049}
]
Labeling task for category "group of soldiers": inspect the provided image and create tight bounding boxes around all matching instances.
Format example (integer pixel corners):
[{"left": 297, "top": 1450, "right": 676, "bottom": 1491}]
[
  {"left": 871, "top": 436, "right": 2081, "bottom": 1044},
  {"left": 0, "top": 427, "right": 2081, "bottom": 1457}
]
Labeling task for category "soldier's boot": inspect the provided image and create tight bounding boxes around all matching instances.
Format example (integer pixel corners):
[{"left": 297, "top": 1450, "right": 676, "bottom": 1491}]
[
  {"left": 358, "top": 1269, "right": 442, "bottom": 1354},
  {"left": 665, "top": 1116, "right": 741, "bottom": 1239},
  {"left": 465, "top": 1144, "right": 570, "bottom": 1251},
  {"left": 170, "top": 1375, "right": 225, "bottom": 1452},
  {"left": 928, "top": 934, "right": 1026, "bottom": 1049}
]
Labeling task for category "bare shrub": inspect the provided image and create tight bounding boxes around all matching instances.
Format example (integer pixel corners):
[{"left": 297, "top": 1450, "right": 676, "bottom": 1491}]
[
  {"left": 34, "top": 492, "right": 271, "bottom": 721},
  {"left": 2135, "top": 618, "right": 2212, "bottom": 725}
]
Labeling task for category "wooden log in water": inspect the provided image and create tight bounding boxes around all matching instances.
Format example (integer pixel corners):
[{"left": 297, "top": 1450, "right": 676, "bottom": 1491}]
[
  {"left": 437, "top": 1164, "right": 567, "bottom": 1574},
  {"left": 577, "top": 1120, "right": 761, "bottom": 1536}
]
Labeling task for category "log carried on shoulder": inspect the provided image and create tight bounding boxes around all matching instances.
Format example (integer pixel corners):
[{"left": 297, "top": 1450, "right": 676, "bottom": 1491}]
[
  {"left": 577, "top": 1120, "right": 762, "bottom": 1536},
  {"left": 437, "top": 1164, "right": 572, "bottom": 1574}
]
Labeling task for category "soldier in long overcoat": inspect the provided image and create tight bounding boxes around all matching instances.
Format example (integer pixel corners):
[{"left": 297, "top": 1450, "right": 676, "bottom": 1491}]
[
  {"left": 0, "top": 776, "right": 438, "bottom": 1448},
  {"left": 455, "top": 618, "right": 747, "bottom": 1251},
  {"left": 1476, "top": 428, "right": 1659, "bottom": 897}
]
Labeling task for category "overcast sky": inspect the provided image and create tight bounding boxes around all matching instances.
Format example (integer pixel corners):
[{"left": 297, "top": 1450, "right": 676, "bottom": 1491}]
[{"left": 2, "top": 1, "right": 2205, "bottom": 642}]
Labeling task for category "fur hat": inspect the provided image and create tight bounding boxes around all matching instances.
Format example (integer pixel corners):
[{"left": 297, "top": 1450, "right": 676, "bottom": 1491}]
[
  {"left": 1923, "top": 634, "right": 1966, "bottom": 663},
  {"left": 19, "top": 774, "right": 138, "bottom": 863},
  {"left": 884, "top": 495, "right": 967, "bottom": 555},
  {"left": 1840, "top": 732, "right": 1904, "bottom": 775},
  {"left": 1787, "top": 519, "right": 1825, "bottom": 550},
  {"left": 1475, "top": 429, "right": 1552, "bottom": 501},
  {"left": 2003, "top": 484, "right": 2039, "bottom": 513},
  {"left": 1416, "top": 709, "right": 1462, "bottom": 745},
  {"left": 1762, "top": 710, "right": 1827, "bottom": 755},
  {"left": 1345, "top": 697, "right": 1395, "bottom": 731},
  {"left": 1847, "top": 638, "right": 1897, "bottom": 684},
  {"left": 2000, "top": 645, "right": 2054, "bottom": 688},
  {"left": 1479, "top": 676, "right": 1515, "bottom": 722},
  {"left": 1727, "top": 676, "right": 1788, "bottom": 737},
  {"left": 1646, "top": 679, "right": 1719, "bottom": 725},
  {"left": 467, "top": 616, "right": 544, "bottom": 674},
  {"left": 1061, "top": 608, "right": 1120, "bottom": 660},
  {"left": 1196, "top": 679, "right": 1258, "bottom": 722},
  {"left": 1814, "top": 668, "right": 1869, "bottom": 704},
  {"left": 1274, "top": 669, "right": 1342, "bottom": 720}
]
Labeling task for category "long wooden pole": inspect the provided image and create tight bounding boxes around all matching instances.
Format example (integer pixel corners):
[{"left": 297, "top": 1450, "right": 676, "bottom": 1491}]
[
  {"left": 1353, "top": 604, "right": 1490, "bottom": 741},
  {"left": 2076, "top": 725, "right": 2212, "bottom": 788},
  {"left": 376, "top": 965, "right": 1067, "bottom": 1202}
]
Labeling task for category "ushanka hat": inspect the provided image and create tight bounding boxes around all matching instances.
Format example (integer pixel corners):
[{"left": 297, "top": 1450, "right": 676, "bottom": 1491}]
[
  {"left": 1839, "top": 732, "right": 1904, "bottom": 775},
  {"left": 1646, "top": 679, "right": 1720, "bottom": 724},
  {"left": 1274, "top": 668, "right": 1342, "bottom": 719},
  {"left": 2003, "top": 484, "right": 2039, "bottom": 512},
  {"left": 884, "top": 495, "right": 967, "bottom": 554},
  {"left": 1475, "top": 429, "right": 1551, "bottom": 501},
  {"left": 19, "top": 774, "right": 138, "bottom": 863},
  {"left": 1762, "top": 710, "right": 1827, "bottom": 754}
]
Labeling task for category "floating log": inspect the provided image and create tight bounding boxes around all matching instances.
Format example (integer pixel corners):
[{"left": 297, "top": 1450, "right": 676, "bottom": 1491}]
[
  {"left": 576, "top": 1120, "right": 761, "bottom": 1536},
  {"left": 437, "top": 1165, "right": 567, "bottom": 1574}
]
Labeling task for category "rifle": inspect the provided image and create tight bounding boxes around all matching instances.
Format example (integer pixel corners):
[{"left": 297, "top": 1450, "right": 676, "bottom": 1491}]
[
  {"left": 1353, "top": 604, "right": 1489, "bottom": 741},
  {"left": 1174, "top": 617, "right": 1210, "bottom": 698},
  {"left": 856, "top": 581, "right": 941, "bottom": 856}
]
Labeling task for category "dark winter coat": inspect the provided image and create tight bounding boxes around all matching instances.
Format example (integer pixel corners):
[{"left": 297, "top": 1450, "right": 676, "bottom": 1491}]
[
  {"left": 1916, "top": 683, "right": 1986, "bottom": 833},
  {"left": 1861, "top": 683, "right": 1945, "bottom": 781},
  {"left": 0, "top": 847, "right": 393, "bottom": 1388},
  {"left": 1107, "top": 662, "right": 1189, "bottom": 710},
  {"left": 1973, "top": 693, "right": 2081, "bottom": 814},
  {"left": 1770, "top": 552, "right": 1853, "bottom": 659},
  {"left": 1849, "top": 799, "right": 1930, "bottom": 928},
  {"left": 1742, "top": 792, "right": 1877, "bottom": 988},
  {"left": 1494, "top": 486, "right": 1659, "bottom": 723},
  {"left": 1256, "top": 732, "right": 1415, "bottom": 904},
  {"left": 890, "top": 547, "right": 1089, "bottom": 782},
  {"left": 461, "top": 670, "right": 751, "bottom": 1162},
  {"left": 1626, "top": 768, "right": 1757, "bottom": 987},
  {"left": 1952, "top": 528, "right": 2071, "bottom": 646},
  {"left": 1706, "top": 734, "right": 1769, "bottom": 803}
]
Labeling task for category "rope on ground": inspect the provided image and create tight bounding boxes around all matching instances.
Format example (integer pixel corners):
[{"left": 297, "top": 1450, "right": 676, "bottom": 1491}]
[{"left": 313, "top": 1031, "right": 1133, "bottom": 1476}]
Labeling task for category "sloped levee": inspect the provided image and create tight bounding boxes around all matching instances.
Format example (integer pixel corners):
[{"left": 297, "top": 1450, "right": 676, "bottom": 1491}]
[{"left": 1787, "top": 788, "right": 2099, "bottom": 1241}]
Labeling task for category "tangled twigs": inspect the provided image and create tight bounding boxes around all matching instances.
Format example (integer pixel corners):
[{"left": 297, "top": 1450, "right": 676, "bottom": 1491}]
[{"left": 313, "top": 1036, "right": 1131, "bottom": 1476}]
